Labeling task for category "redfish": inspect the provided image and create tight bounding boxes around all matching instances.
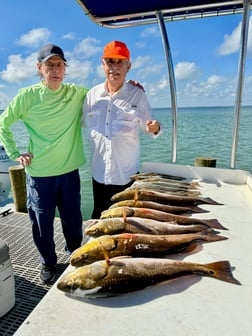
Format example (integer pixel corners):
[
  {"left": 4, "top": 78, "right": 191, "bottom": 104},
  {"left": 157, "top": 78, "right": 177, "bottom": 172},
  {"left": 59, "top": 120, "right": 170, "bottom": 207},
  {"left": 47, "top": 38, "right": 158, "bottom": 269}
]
[
  {"left": 57, "top": 256, "right": 241, "bottom": 297},
  {"left": 130, "top": 172, "right": 186, "bottom": 181},
  {"left": 130, "top": 174, "right": 199, "bottom": 189},
  {"left": 84, "top": 217, "right": 209, "bottom": 237},
  {"left": 100, "top": 206, "right": 226, "bottom": 230},
  {"left": 111, "top": 189, "right": 223, "bottom": 206},
  {"left": 109, "top": 200, "right": 207, "bottom": 214},
  {"left": 128, "top": 181, "right": 200, "bottom": 196},
  {"left": 70, "top": 231, "right": 227, "bottom": 266}
]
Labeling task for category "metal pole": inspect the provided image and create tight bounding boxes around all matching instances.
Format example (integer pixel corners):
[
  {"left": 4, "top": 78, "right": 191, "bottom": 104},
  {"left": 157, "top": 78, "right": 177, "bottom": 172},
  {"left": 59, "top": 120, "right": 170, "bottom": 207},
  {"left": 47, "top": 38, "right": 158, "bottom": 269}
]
[
  {"left": 230, "top": 0, "right": 250, "bottom": 168},
  {"left": 156, "top": 11, "right": 178, "bottom": 163}
]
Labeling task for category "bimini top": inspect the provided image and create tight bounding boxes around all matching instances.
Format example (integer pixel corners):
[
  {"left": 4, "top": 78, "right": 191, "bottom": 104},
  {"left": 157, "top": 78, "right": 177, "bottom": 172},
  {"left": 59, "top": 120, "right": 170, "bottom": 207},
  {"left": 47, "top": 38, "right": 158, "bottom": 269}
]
[{"left": 76, "top": 0, "right": 250, "bottom": 27}]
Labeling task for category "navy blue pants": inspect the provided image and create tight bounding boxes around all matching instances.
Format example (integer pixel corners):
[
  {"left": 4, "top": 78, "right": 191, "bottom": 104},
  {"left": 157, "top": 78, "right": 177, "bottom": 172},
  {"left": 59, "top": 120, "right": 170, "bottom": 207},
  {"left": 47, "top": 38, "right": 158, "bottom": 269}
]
[
  {"left": 26, "top": 170, "right": 83, "bottom": 267},
  {"left": 91, "top": 178, "right": 134, "bottom": 219}
]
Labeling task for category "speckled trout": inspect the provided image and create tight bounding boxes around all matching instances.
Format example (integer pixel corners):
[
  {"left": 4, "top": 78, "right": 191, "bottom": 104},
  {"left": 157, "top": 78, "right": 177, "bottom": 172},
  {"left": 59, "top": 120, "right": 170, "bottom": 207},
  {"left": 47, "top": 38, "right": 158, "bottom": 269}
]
[
  {"left": 84, "top": 217, "right": 210, "bottom": 237},
  {"left": 70, "top": 231, "right": 227, "bottom": 266},
  {"left": 100, "top": 206, "right": 226, "bottom": 230},
  {"left": 57, "top": 256, "right": 241, "bottom": 297}
]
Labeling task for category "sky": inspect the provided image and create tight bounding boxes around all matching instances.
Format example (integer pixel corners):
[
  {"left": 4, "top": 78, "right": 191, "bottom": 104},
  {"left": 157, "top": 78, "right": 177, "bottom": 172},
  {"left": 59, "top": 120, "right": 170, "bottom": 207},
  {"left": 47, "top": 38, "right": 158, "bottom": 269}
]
[{"left": 0, "top": 0, "right": 251, "bottom": 109}]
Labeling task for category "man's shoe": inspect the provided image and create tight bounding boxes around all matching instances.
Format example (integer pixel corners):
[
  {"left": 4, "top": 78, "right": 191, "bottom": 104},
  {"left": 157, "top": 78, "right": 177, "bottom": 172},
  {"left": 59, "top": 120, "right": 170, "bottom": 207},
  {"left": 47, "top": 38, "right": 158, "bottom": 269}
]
[{"left": 40, "top": 265, "right": 55, "bottom": 284}]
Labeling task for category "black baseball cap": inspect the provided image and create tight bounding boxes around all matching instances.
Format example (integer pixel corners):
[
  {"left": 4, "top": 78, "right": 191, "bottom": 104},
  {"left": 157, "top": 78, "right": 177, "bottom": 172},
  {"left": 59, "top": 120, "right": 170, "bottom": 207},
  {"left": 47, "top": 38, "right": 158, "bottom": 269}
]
[{"left": 37, "top": 44, "right": 67, "bottom": 63}]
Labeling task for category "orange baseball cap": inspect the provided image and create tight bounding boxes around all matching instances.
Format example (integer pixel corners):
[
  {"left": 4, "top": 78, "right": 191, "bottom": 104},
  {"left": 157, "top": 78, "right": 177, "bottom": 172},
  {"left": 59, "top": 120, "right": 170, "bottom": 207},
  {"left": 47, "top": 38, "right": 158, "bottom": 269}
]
[{"left": 102, "top": 41, "right": 130, "bottom": 60}]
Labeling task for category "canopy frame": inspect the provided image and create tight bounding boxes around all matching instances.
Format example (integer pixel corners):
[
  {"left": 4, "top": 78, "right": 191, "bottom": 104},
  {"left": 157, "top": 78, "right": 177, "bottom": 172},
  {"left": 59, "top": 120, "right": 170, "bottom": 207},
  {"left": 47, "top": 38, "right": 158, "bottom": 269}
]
[{"left": 76, "top": 0, "right": 251, "bottom": 168}]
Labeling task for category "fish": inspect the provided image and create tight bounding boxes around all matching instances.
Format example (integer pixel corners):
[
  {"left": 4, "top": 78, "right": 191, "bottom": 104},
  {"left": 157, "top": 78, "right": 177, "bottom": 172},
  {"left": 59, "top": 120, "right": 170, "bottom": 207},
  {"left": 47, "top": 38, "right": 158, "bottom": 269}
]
[
  {"left": 130, "top": 172, "right": 186, "bottom": 181},
  {"left": 131, "top": 175, "right": 200, "bottom": 189},
  {"left": 131, "top": 173, "right": 197, "bottom": 184},
  {"left": 70, "top": 231, "right": 227, "bottom": 266},
  {"left": 110, "top": 188, "right": 223, "bottom": 206},
  {"left": 109, "top": 199, "right": 207, "bottom": 214},
  {"left": 84, "top": 217, "right": 210, "bottom": 237},
  {"left": 129, "top": 181, "right": 200, "bottom": 196},
  {"left": 57, "top": 256, "right": 241, "bottom": 297},
  {"left": 100, "top": 206, "right": 226, "bottom": 230}
]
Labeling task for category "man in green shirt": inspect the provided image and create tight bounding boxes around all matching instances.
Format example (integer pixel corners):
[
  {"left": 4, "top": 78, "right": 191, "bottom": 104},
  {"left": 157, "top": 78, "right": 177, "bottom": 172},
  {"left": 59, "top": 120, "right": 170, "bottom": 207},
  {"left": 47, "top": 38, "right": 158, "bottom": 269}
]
[{"left": 0, "top": 44, "right": 89, "bottom": 283}]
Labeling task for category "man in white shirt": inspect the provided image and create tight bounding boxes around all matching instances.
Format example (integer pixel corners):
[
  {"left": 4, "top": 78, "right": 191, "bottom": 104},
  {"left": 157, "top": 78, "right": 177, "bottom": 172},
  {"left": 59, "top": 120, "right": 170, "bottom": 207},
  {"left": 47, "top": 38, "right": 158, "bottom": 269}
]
[{"left": 83, "top": 40, "right": 161, "bottom": 218}]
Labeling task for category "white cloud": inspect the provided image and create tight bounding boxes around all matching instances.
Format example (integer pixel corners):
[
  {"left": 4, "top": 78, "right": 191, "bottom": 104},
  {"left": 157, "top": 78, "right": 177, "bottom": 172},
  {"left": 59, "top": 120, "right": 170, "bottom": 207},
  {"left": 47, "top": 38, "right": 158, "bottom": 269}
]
[
  {"left": 135, "top": 41, "right": 146, "bottom": 49},
  {"left": 218, "top": 17, "right": 252, "bottom": 55},
  {"left": 206, "top": 75, "right": 225, "bottom": 86},
  {"left": 218, "top": 24, "right": 241, "bottom": 55},
  {"left": 1, "top": 53, "right": 37, "bottom": 83},
  {"left": 140, "top": 26, "right": 160, "bottom": 38},
  {"left": 73, "top": 37, "right": 102, "bottom": 58},
  {"left": 16, "top": 28, "right": 50, "bottom": 48},
  {"left": 175, "top": 75, "right": 235, "bottom": 105},
  {"left": 96, "top": 64, "right": 104, "bottom": 79},
  {"left": 157, "top": 77, "right": 169, "bottom": 90},
  {"left": 131, "top": 56, "right": 152, "bottom": 69},
  {"left": 136, "top": 64, "right": 164, "bottom": 77},
  {"left": 66, "top": 58, "right": 93, "bottom": 82},
  {"left": 175, "top": 62, "right": 200, "bottom": 81},
  {"left": 62, "top": 32, "right": 77, "bottom": 40}
]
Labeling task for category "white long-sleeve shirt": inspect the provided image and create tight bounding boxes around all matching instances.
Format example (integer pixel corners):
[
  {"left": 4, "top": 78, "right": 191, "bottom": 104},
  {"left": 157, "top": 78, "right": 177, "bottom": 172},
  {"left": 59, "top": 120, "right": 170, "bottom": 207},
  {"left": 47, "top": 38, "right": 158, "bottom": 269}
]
[{"left": 83, "top": 81, "right": 155, "bottom": 185}]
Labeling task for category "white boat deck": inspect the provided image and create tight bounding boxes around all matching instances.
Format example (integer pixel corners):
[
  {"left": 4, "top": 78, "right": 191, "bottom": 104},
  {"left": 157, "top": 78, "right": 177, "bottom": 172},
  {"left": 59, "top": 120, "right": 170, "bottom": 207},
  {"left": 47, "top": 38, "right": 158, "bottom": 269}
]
[{"left": 13, "top": 163, "right": 252, "bottom": 336}]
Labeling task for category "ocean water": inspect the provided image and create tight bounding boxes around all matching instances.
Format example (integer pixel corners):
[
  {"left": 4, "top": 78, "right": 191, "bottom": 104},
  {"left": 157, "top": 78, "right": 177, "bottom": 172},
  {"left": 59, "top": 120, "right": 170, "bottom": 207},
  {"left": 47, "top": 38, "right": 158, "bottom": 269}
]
[{"left": 1, "top": 105, "right": 252, "bottom": 219}]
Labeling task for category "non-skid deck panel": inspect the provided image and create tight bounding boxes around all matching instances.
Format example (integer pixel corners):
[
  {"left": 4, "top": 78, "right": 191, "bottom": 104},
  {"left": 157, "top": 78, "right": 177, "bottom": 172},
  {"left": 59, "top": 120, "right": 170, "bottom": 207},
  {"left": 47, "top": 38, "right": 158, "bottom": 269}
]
[
  {"left": 12, "top": 164, "right": 252, "bottom": 336},
  {"left": 0, "top": 211, "right": 69, "bottom": 336}
]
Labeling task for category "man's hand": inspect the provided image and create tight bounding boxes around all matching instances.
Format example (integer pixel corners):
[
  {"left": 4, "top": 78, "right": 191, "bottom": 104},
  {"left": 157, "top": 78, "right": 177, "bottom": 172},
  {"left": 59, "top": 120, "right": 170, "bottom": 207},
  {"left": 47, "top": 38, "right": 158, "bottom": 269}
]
[
  {"left": 146, "top": 120, "right": 160, "bottom": 134},
  {"left": 17, "top": 152, "right": 33, "bottom": 167},
  {"left": 128, "top": 79, "right": 145, "bottom": 91}
]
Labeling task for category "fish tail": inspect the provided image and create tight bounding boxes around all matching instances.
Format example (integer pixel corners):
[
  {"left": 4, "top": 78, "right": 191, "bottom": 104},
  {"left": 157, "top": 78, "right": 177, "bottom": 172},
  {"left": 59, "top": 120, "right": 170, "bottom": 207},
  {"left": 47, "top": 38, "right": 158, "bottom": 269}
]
[
  {"left": 190, "top": 181, "right": 200, "bottom": 189},
  {"left": 189, "top": 206, "right": 209, "bottom": 213},
  {"left": 200, "top": 229, "right": 228, "bottom": 242},
  {"left": 203, "top": 219, "right": 228, "bottom": 230},
  {"left": 199, "top": 197, "right": 224, "bottom": 205},
  {"left": 205, "top": 261, "right": 241, "bottom": 285}
]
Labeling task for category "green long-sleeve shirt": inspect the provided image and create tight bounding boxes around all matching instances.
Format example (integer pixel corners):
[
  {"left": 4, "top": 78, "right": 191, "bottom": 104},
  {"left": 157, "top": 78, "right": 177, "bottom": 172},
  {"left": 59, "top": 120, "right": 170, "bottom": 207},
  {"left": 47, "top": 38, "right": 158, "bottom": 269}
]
[{"left": 0, "top": 82, "right": 89, "bottom": 177}]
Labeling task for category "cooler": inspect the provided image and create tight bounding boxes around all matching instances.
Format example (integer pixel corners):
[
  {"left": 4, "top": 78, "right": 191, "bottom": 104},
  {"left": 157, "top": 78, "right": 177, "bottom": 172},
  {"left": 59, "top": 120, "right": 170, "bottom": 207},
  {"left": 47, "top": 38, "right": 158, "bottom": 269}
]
[{"left": 0, "top": 238, "right": 15, "bottom": 318}]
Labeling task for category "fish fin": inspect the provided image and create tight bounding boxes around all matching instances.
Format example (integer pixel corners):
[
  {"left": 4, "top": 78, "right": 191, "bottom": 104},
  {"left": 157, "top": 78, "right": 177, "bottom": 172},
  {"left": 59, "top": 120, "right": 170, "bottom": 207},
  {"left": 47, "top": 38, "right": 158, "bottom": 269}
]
[
  {"left": 204, "top": 261, "right": 241, "bottom": 285},
  {"left": 179, "top": 242, "right": 199, "bottom": 254}
]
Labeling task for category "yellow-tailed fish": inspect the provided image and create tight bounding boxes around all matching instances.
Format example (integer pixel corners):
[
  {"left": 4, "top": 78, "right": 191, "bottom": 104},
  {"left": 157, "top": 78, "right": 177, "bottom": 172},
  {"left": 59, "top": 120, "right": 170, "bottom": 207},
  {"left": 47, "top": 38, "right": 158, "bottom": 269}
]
[
  {"left": 130, "top": 172, "right": 186, "bottom": 181},
  {"left": 57, "top": 256, "right": 241, "bottom": 297},
  {"left": 84, "top": 217, "right": 210, "bottom": 237},
  {"left": 110, "top": 188, "right": 223, "bottom": 206},
  {"left": 109, "top": 199, "right": 207, "bottom": 214},
  {"left": 100, "top": 206, "right": 226, "bottom": 230},
  {"left": 130, "top": 175, "right": 200, "bottom": 189},
  {"left": 128, "top": 181, "right": 200, "bottom": 196},
  {"left": 70, "top": 231, "right": 227, "bottom": 266}
]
